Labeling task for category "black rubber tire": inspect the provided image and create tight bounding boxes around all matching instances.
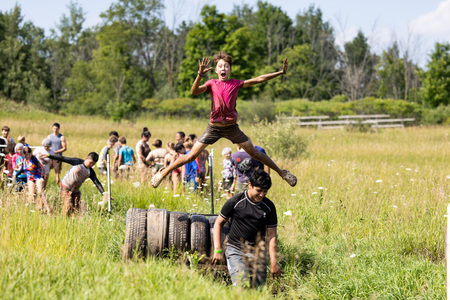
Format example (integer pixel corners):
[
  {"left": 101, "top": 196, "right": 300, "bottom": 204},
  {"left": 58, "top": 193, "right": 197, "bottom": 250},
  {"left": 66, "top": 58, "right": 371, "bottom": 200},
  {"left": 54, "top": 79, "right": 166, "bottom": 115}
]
[
  {"left": 168, "top": 211, "right": 190, "bottom": 252},
  {"left": 147, "top": 208, "right": 170, "bottom": 256},
  {"left": 123, "top": 208, "right": 147, "bottom": 261},
  {"left": 208, "top": 216, "right": 230, "bottom": 260},
  {"left": 190, "top": 215, "right": 210, "bottom": 259}
]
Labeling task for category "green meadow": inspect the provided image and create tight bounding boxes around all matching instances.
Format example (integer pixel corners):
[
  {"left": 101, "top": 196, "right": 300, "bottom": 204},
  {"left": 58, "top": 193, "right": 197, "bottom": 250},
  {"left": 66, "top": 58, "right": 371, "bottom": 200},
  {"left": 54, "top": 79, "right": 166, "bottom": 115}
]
[{"left": 0, "top": 105, "right": 448, "bottom": 299}]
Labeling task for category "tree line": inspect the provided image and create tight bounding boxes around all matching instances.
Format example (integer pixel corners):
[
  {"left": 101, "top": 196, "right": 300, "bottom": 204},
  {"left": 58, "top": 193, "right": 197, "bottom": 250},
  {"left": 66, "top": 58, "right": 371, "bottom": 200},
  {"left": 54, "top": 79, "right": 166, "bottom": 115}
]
[{"left": 0, "top": 0, "right": 449, "bottom": 121}]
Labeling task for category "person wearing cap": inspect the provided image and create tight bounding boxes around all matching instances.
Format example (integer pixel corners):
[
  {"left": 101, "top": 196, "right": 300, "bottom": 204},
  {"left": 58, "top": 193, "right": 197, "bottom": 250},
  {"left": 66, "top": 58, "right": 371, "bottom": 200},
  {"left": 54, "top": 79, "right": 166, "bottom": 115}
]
[
  {"left": 220, "top": 147, "right": 235, "bottom": 199},
  {"left": 33, "top": 138, "right": 55, "bottom": 189},
  {"left": 146, "top": 139, "right": 168, "bottom": 176}
]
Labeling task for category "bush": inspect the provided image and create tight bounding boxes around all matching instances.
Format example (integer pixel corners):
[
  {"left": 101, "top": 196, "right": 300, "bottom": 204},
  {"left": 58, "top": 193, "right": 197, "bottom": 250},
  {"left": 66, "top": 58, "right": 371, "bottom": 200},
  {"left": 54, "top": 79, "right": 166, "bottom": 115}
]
[
  {"left": 422, "top": 104, "right": 450, "bottom": 125},
  {"left": 252, "top": 119, "right": 307, "bottom": 159},
  {"left": 237, "top": 99, "right": 276, "bottom": 123}
]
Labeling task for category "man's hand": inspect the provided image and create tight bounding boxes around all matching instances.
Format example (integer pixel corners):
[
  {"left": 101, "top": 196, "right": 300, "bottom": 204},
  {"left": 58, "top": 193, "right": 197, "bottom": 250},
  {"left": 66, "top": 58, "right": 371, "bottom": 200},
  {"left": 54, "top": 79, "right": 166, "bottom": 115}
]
[
  {"left": 212, "top": 251, "right": 225, "bottom": 265},
  {"left": 282, "top": 58, "right": 288, "bottom": 74},
  {"left": 198, "top": 57, "right": 213, "bottom": 75},
  {"left": 271, "top": 262, "right": 283, "bottom": 278}
]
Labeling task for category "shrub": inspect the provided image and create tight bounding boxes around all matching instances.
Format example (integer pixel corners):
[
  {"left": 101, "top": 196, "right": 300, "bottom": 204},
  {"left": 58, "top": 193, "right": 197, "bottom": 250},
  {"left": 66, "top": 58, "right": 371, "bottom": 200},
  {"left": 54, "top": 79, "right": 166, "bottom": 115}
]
[
  {"left": 422, "top": 104, "right": 450, "bottom": 125},
  {"left": 252, "top": 119, "right": 307, "bottom": 159},
  {"left": 237, "top": 99, "right": 276, "bottom": 123}
]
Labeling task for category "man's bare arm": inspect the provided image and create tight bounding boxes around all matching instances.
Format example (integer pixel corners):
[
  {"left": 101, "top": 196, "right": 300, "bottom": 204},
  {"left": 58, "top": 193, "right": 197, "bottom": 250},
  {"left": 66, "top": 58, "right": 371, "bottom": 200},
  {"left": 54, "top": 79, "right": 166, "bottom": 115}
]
[
  {"left": 212, "top": 215, "right": 227, "bottom": 265},
  {"left": 243, "top": 58, "right": 288, "bottom": 88},
  {"left": 55, "top": 136, "right": 67, "bottom": 154},
  {"left": 267, "top": 227, "right": 283, "bottom": 277},
  {"left": 191, "top": 57, "right": 212, "bottom": 95}
]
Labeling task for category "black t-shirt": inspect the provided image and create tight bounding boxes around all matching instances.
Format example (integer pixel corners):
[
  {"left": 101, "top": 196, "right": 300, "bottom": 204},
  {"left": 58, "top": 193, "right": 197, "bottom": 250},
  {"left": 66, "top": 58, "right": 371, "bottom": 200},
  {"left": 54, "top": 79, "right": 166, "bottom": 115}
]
[{"left": 220, "top": 191, "right": 277, "bottom": 249}]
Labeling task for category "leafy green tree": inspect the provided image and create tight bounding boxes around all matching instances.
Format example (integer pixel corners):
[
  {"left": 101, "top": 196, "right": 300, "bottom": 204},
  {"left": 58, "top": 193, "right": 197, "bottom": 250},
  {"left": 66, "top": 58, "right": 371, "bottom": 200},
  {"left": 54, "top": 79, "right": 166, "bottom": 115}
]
[
  {"left": 258, "top": 44, "right": 315, "bottom": 100},
  {"left": 178, "top": 5, "right": 232, "bottom": 97},
  {"left": 339, "top": 30, "right": 378, "bottom": 100},
  {"left": 376, "top": 42, "right": 405, "bottom": 99},
  {"left": 293, "top": 5, "right": 338, "bottom": 100},
  {"left": 420, "top": 42, "right": 450, "bottom": 107}
]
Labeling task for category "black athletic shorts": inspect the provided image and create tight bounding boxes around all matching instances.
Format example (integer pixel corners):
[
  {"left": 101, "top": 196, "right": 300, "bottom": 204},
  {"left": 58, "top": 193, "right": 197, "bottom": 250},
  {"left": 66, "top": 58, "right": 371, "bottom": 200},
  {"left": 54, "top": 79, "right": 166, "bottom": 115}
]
[{"left": 198, "top": 123, "right": 249, "bottom": 145}]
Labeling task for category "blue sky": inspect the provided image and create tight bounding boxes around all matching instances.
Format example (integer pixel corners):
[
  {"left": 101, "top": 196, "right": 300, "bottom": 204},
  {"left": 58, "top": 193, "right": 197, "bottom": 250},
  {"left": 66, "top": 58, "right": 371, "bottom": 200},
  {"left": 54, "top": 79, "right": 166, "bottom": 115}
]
[{"left": 3, "top": 0, "right": 450, "bottom": 66}]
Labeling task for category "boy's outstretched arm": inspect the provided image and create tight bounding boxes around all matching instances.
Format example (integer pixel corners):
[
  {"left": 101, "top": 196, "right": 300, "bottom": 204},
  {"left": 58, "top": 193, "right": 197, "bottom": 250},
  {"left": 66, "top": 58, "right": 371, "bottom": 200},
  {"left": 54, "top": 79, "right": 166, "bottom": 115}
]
[
  {"left": 191, "top": 57, "right": 213, "bottom": 95},
  {"left": 243, "top": 58, "right": 288, "bottom": 88}
]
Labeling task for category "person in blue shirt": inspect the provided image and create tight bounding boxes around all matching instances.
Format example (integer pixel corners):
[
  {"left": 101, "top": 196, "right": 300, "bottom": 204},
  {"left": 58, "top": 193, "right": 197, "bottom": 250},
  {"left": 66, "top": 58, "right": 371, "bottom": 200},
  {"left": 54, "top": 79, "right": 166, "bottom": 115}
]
[
  {"left": 183, "top": 140, "right": 199, "bottom": 191},
  {"left": 118, "top": 136, "right": 136, "bottom": 179}
]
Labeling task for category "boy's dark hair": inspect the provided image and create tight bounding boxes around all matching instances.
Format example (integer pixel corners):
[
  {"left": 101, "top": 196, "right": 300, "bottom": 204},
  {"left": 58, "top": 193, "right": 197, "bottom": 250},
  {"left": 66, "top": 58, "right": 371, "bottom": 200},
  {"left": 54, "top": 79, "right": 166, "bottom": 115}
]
[
  {"left": 174, "top": 142, "right": 185, "bottom": 153},
  {"left": 142, "top": 131, "right": 151, "bottom": 138},
  {"left": 153, "top": 139, "right": 162, "bottom": 147},
  {"left": 23, "top": 146, "right": 32, "bottom": 154},
  {"left": 249, "top": 169, "right": 272, "bottom": 190},
  {"left": 52, "top": 123, "right": 60, "bottom": 128},
  {"left": 184, "top": 141, "right": 193, "bottom": 150},
  {"left": 176, "top": 131, "right": 185, "bottom": 138},
  {"left": 87, "top": 152, "right": 99, "bottom": 162},
  {"left": 109, "top": 131, "right": 119, "bottom": 137},
  {"left": 119, "top": 136, "right": 127, "bottom": 144},
  {"left": 214, "top": 51, "right": 233, "bottom": 67},
  {"left": 2, "top": 126, "right": 10, "bottom": 132},
  {"left": 5, "top": 142, "right": 15, "bottom": 154},
  {"left": 187, "top": 134, "right": 197, "bottom": 142}
]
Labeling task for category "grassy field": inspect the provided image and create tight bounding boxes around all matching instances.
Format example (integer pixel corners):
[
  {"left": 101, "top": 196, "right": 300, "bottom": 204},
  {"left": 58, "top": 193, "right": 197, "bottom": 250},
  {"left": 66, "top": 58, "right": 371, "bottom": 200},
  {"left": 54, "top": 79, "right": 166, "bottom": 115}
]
[{"left": 0, "top": 104, "right": 449, "bottom": 299}]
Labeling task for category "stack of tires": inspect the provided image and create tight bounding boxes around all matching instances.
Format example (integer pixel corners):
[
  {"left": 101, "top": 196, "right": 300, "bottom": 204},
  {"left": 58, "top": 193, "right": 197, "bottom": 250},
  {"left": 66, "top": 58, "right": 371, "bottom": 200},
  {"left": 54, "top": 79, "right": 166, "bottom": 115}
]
[{"left": 123, "top": 208, "right": 229, "bottom": 262}]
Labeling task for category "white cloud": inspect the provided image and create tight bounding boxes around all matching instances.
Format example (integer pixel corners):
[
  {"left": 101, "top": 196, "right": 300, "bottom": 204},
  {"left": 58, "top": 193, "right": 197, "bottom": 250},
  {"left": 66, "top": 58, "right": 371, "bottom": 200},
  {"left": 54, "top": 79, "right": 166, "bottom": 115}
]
[{"left": 410, "top": 0, "right": 450, "bottom": 38}]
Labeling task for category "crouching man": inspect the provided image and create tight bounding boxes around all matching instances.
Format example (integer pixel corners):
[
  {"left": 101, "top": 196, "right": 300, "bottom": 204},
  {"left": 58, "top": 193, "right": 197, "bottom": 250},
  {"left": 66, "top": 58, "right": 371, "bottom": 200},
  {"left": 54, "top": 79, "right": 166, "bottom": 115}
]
[
  {"left": 44, "top": 152, "right": 108, "bottom": 217},
  {"left": 212, "top": 169, "right": 283, "bottom": 288}
]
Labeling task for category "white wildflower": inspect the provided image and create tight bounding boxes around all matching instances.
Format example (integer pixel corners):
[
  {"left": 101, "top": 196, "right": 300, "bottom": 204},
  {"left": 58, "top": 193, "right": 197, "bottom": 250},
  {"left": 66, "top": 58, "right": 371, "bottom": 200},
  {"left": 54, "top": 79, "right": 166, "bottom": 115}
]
[
  {"left": 173, "top": 194, "right": 180, "bottom": 197},
  {"left": 318, "top": 187, "right": 323, "bottom": 190},
  {"left": 133, "top": 182, "right": 140, "bottom": 188},
  {"left": 291, "top": 194, "right": 297, "bottom": 196},
  {"left": 149, "top": 204, "right": 155, "bottom": 208},
  {"left": 283, "top": 211, "right": 292, "bottom": 216},
  {"left": 405, "top": 168, "right": 412, "bottom": 171},
  {"left": 312, "top": 192, "right": 318, "bottom": 195},
  {"left": 375, "top": 179, "right": 382, "bottom": 183},
  {"left": 350, "top": 254, "right": 356, "bottom": 258}
]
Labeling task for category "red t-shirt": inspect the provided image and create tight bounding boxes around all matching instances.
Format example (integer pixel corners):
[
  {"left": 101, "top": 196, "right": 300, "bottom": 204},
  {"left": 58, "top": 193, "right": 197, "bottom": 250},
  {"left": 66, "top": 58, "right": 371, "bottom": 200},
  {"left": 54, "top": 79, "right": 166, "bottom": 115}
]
[{"left": 205, "top": 79, "right": 245, "bottom": 124}]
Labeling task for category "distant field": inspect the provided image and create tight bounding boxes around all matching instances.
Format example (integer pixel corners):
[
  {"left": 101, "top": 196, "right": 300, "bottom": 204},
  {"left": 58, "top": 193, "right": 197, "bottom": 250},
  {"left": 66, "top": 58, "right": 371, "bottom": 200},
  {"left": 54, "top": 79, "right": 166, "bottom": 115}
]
[{"left": 0, "top": 107, "right": 448, "bottom": 298}]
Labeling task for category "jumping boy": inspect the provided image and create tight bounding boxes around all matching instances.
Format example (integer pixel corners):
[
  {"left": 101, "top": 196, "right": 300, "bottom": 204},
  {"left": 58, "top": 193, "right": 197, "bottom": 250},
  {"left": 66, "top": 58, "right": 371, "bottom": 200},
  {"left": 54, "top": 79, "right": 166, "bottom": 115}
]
[{"left": 151, "top": 51, "right": 296, "bottom": 188}]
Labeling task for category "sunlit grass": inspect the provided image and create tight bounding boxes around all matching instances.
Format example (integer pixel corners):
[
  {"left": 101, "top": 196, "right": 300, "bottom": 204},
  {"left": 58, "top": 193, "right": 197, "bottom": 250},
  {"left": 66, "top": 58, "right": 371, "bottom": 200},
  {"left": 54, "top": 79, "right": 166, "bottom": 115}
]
[{"left": 0, "top": 107, "right": 449, "bottom": 298}]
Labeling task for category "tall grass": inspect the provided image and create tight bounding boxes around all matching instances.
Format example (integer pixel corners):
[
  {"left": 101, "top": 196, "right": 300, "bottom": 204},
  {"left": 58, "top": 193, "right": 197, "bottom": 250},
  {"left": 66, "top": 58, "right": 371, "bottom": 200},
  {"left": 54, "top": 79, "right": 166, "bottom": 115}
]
[{"left": 1, "top": 108, "right": 448, "bottom": 298}]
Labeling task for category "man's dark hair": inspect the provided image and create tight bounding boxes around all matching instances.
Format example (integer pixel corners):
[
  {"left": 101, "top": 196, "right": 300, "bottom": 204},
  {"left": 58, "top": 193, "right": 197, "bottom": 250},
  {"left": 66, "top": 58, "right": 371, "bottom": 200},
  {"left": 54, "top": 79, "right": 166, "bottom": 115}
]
[
  {"left": 109, "top": 131, "right": 119, "bottom": 137},
  {"left": 52, "top": 123, "right": 60, "bottom": 128},
  {"left": 174, "top": 142, "right": 185, "bottom": 153},
  {"left": 249, "top": 169, "right": 272, "bottom": 190},
  {"left": 213, "top": 51, "right": 233, "bottom": 67},
  {"left": 187, "top": 134, "right": 197, "bottom": 141},
  {"left": 87, "top": 152, "right": 99, "bottom": 162},
  {"left": 176, "top": 131, "right": 185, "bottom": 138},
  {"left": 2, "top": 126, "right": 10, "bottom": 132},
  {"left": 142, "top": 131, "right": 151, "bottom": 138}
]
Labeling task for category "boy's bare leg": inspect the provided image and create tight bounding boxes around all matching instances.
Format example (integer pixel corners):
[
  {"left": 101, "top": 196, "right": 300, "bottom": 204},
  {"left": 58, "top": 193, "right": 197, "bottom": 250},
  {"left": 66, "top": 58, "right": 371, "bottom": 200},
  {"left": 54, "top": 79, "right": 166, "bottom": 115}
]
[
  {"left": 238, "top": 139, "right": 297, "bottom": 186},
  {"left": 153, "top": 141, "right": 208, "bottom": 188},
  {"left": 161, "top": 142, "right": 208, "bottom": 178}
]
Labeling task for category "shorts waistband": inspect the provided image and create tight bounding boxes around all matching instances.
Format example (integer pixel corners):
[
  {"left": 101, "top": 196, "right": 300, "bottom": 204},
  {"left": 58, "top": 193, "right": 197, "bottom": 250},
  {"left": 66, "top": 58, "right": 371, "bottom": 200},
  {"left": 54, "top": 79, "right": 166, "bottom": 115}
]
[{"left": 209, "top": 121, "right": 237, "bottom": 127}]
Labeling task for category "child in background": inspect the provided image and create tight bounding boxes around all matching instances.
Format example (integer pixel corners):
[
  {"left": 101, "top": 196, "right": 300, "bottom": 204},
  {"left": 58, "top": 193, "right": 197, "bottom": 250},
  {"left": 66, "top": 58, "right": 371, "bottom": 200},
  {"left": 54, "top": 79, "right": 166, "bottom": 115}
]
[
  {"left": 33, "top": 138, "right": 55, "bottom": 189},
  {"left": 3, "top": 142, "right": 15, "bottom": 187},
  {"left": 98, "top": 136, "right": 118, "bottom": 175},
  {"left": 17, "top": 136, "right": 30, "bottom": 147},
  {"left": 118, "top": 136, "right": 136, "bottom": 179},
  {"left": 170, "top": 143, "right": 185, "bottom": 193},
  {"left": 16, "top": 146, "right": 51, "bottom": 213},
  {"left": 12, "top": 143, "right": 27, "bottom": 192},
  {"left": 183, "top": 140, "right": 199, "bottom": 192},
  {"left": 220, "top": 147, "right": 235, "bottom": 198}
]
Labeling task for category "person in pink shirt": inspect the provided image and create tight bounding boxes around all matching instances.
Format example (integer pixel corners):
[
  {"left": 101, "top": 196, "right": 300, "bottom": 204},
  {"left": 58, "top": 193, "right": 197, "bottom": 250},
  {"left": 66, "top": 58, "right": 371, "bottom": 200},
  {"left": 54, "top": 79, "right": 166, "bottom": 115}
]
[{"left": 152, "top": 51, "right": 296, "bottom": 188}]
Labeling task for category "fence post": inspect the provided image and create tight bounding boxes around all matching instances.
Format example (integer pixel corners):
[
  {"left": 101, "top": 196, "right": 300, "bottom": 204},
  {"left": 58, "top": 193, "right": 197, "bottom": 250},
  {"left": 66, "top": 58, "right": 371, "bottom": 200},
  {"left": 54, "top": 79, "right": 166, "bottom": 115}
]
[
  {"left": 208, "top": 149, "right": 214, "bottom": 214},
  {"left": 447, "top": 203, "right": 450, "bottom": 299},
  {"left": 107, "top": 154, "right": 111, "bottom": 213}
]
